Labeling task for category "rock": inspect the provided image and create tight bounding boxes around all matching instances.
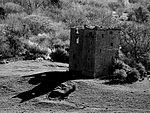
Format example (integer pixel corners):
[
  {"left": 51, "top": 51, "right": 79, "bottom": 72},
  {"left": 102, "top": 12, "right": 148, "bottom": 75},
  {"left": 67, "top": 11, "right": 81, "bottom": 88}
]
[{"left": 48, "top": 82, "right": 76, "bottom": 100}]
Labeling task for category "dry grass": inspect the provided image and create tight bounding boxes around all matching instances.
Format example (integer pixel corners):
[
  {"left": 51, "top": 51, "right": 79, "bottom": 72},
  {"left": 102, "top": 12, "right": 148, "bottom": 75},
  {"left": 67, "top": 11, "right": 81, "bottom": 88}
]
[{"left": 0, "top": 61, "right": 150, "bottom": 112}]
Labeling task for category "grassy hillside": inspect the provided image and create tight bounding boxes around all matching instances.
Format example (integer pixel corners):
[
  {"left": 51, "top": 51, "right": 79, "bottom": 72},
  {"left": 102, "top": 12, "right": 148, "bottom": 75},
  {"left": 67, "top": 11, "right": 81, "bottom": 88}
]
[{"left": 0, "top": 60, "right": 150, "bottom": 112}]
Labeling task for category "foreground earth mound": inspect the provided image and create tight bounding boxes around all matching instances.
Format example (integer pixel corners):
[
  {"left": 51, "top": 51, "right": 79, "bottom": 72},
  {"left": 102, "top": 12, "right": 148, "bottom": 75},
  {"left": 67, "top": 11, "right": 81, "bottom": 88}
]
[{"left": 48, "top": 82, "right": 76, "bottom": 100}]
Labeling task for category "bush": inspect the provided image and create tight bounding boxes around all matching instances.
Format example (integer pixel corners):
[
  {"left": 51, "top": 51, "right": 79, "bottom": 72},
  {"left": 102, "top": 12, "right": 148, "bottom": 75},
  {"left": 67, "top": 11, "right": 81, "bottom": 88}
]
[
  {"left": 26, "top": 33, "right": 69, "bottom": 60},
  {"left": 86, "top": 1, "right": 102, "bottom": 8},
  {"left": 0, "top": 38, "right": 11, "bottom": 59},
  {"left": 29, "top": 33, "right": 53, "bottom": 48},
  {"left": 110, "top": 58, "right": 142, "bottom": 83},
  {"left": 42, "top": 6, "right": 62, "bottom": 21},
  {"left": 5, "top": 13, "right": 31, "bottom": 38},
  {"left": 4, "top": 2, "right": 24, "bottom": 14},
  {"left": 60, "top": 3, "right": 87, "bottom": 27},
  {"left": 51, "top": 0, "right": 60, "bottom": 5},
  {"left": 112, "top": 59, "right": 124, "bottom": 69},
  {"left": 116, "top": 49, "right": 134, "bottom": 65},
  {"left": 24, "top": 40, "right": 50, "bottom": 55},
  {"left": 0, "top": 35, "right": 25, "bottom": 58},
  {"left": 63, "top": 40, "right": 70, "bottom": 49},
  {"left": 112, "top": 59, "right": 132, "bottom": 73},
  {"left": 126, "top": 68, "right": 140, "bottom": 83},
  {"left": 51, "top": 38, "right": 65, "bottom": 49},
  {"left": 127, "top": 6, "right": 149, "bottom": 23},
  {"left": 4, "top": 14, "right": 29, "bottom": 50},
  {"left": 23, "top": 15, "right": 62, "bottom": 35},
  {"left": 84, "top": 6, "right": 118, "bottom": 27},
  {"left": 0, "top": 13, "right": 33, "bottom": 58},
  {"left": 50, "top": 48, "right": 69, "bottom": 63},
  {"left": 5, "top": 31, "right": 25, "bottom": 57},
  {"left": 0, "top": 7, "right": 6, "bottom": 19},
  {"left": 113, "top": 69, "right": 127, "bottom": 81},
  {"left": 135, "top": 62, "right": 147, "bottom": 78},
  {"left": 108, "top": 2, "right": 122, "bottom": 11},
  {"left": 55, "top": 29, "right": 70, "bottom": 41}
]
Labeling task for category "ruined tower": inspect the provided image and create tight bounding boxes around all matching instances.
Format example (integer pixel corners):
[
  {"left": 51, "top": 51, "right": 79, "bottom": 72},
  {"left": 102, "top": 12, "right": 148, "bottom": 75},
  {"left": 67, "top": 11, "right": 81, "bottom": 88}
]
[{"left": 69, "top": 25, "right": 120, "bottom": 78}]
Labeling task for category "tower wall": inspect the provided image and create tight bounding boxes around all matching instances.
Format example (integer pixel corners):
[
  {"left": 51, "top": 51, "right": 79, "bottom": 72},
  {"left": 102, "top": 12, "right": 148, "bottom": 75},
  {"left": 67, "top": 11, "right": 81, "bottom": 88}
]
[
  {"left": 69, "top": 26, "right": 120, "bottom": 78},
  {"left": 69, "top": 28, "right": 84, "bottom": 72},
  {"left": 94, "top": 29, "right": 120, "bottom": 77},
  {"left": 82, "top": 27, "right": 96, "bottom": 77}
]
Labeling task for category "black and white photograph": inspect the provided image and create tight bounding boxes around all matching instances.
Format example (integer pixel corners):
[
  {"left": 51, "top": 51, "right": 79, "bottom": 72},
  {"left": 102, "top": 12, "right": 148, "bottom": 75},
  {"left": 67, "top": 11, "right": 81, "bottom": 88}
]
[{"left": 0, "top": 0, "right": 150, "bottom": 112}]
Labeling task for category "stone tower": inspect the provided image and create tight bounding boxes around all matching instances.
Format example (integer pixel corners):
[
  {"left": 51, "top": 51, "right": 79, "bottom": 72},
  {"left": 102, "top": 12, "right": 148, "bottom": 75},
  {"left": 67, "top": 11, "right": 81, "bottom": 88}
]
[{"left": 69, "top": 25, "right": 120, "bottom": 78}]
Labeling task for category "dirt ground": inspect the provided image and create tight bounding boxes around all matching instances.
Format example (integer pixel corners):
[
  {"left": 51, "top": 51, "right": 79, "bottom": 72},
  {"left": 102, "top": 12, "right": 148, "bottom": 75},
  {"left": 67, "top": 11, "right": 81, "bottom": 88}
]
[{"left": 0, "top": 60, "right": 150, "bottom": 113}]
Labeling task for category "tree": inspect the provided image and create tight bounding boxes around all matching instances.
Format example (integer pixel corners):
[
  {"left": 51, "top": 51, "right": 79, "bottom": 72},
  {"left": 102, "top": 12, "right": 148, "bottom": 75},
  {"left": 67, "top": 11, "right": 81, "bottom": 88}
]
[
  {"left": 127, "top": 5, "right": 150, "bottom": 23},
  {"left": 120, "top": 22, "right": 150, "bottom": 63},
  {"left": 135, "top": 6, "right": 149, "bottom": 23},
  {"left": 108, "top": 2, "right": 122, "bottom": 11},
  {"left": 4, "top": 26, "right": 25, "bottom": 57}
]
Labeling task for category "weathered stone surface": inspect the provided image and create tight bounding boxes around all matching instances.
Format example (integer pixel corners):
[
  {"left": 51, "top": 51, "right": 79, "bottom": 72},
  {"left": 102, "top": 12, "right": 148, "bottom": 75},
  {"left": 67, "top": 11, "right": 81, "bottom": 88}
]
[
  {"left": 69, "top": 26, "right": 120, "bottom": 78},
  {"left": 48, "top": 82, "right": 76, "bottom": 100}
]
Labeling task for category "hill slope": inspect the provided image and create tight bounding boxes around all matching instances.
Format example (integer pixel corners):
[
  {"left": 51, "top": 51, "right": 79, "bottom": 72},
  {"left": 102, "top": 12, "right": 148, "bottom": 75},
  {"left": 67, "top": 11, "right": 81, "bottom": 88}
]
[{"left": 0, "top": 61, "right": 150, "bottom": 113}]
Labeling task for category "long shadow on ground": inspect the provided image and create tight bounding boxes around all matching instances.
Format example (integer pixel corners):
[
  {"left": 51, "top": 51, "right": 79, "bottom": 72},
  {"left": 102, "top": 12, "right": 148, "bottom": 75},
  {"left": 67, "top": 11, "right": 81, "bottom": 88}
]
[{"left": 13, "top": 71, "right": 89, "bottom": 103}]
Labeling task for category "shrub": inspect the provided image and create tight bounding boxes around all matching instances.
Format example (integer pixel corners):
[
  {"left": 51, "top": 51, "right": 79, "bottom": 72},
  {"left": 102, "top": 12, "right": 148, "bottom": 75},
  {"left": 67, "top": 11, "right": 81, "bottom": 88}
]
[
  {"left": 4, "top": 2, "right": 24, "bottom": 14},
  {"left": 87, "top": 1, "right": 103, "bottom": 8},
  {"left": 51, "top": 0, "right": 60, "bottom": 5},
  {"left": 23, "top": 15, "right": 62, "bottom": 35},
  {"left": 108, "top": 2, "right": 122, "bottom": 11},
  {"left": 60, "top": 3, "right": 87, "bottom": 27},
  {"left": 0, "top": 32, "right": 25, "bottom": 58},
  {"left": 135, "top": 62, "right": 147, "bottom": 78},
  {"left": 50, "top": 28, "right": 70, "bottom": 49},
  {"left": 63, "top": 40, "right": 70, "bottom": 49},
  {"left": 23, "top": 50, "right": 37, "bottom": 60},
  {"left": 23, "top": 44, "right": 50, "bottom": 60},
  {"left": 116, "top": 49, "right": 133, "bottom": 65},
  {"left": 4, "top": 29, "right": 25, "bottom": 57},
  {"left": 113, "top": 69, "right": 127, "bottom": 81},
  {"left": 112, "top": 59, "right": 132, "bottom": 73},
  {"left": 110, "top": 58, "right": 142, "bottom": 83},
  {"left": 113, "top": 59, "right": 124, "bottom": 69},
  {"left": 0, "top": 14, "right": 32, "bottom": 58},
  {"left": 84, "top": 6, "right": 118, "bottom": 27},
  {"left": 43, "top": 6, "right": 62, "bottom": 21},
  {"left": 126, "top": 68, "right": 140, "bottom": 83},
  {"left": 29, "top": 33, "right": 53, "bottom": 48},
  {"left": 50, "top": 48, "right": 69, "bottom": 63},
  {"left": 28, "top": 33, "right": 69, "bottom": 57},
  {"left": 0, "top": 38, "right": 11, "bottom": 59},
  {"left": 55, "top": 29, "right": 70, "bottom": 41},
  {"left": 0, "top": 7, "right": 6, "bottom": 19},
  {"left": 52, "top": 38, "right": 65, "bottom": 49},
  {"left": 24, "top": 39, "right": 50, "bottom": 54},
  {"left": 5, "top": 13, "right": 31, "bottom": 38},
  {"left": 126, "top": 5, "right": 149, "bottom": 23},
  {"left": 122, "top": 62, "right": 132, "bottom": 73}
]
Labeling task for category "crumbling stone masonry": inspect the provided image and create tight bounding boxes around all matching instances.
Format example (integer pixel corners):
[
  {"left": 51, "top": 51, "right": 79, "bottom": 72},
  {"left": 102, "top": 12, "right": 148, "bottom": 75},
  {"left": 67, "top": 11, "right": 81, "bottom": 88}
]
[{"left": 69, "top": 25, "right": 120, "bottom": 78}]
